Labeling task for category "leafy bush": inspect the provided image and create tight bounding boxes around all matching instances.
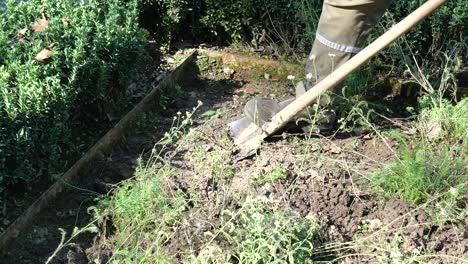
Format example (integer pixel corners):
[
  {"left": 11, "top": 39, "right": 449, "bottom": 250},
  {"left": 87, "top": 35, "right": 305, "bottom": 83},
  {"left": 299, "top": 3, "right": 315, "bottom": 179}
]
[
  {"left": 373, "top": 0, "right": 467, "bottom": 77},
  {"left": 0, "top": 0, "right": 146, "bottom": 198},
  {"left": 137, "top": 0, "right": 190, "bottom": 44},
  {"left": 198, "top": 0, "right": 466, "bottom": 65},
  {"left": 200, "top": 0, "right": 322, "bottom": 55}
]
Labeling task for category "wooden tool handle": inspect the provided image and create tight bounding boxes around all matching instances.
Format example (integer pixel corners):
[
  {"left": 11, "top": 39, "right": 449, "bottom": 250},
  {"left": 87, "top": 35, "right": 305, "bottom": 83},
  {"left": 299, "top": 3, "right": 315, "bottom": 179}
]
[{"left": 262, "top": 0, "right": 448, "bottom": 136}]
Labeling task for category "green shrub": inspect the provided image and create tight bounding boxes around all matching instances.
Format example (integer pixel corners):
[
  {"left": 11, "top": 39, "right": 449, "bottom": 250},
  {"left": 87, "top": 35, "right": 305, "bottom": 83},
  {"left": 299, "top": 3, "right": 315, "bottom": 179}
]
[
  {"left": 374, "top": 0, "right": 467, "bottom": 76},
  {"left": 198, "top": 0, "right": 466, "bottom": 61},
  {"left": 200, "top": 0, "right": 322, "bottom": 54},
  {"left": 0, "top": 0, "right": 146, "bottom": 202},
  {"left": 138, "top": 0, "right": 190, "bottom": 45}
]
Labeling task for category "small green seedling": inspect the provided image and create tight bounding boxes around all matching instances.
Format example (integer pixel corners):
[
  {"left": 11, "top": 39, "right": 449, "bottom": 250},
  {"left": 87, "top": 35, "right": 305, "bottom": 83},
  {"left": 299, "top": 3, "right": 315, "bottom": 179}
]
[{"left": 252, "top": 164, "right": 288, "bottom": 184}]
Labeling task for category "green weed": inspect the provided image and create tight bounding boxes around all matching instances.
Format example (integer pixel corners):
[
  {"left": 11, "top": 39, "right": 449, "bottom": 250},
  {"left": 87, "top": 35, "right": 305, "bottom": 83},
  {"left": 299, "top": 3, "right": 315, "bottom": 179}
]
[
  {"left": 108, "top": 165, "right": 185, "bottom": 263},
  {"left": 372, "top": 94, "right": 467, "bottom": 205},
  {"left": 57, "top": 104, "right": 202, "bottom": 263},
  {"left": 252, "top": 164, "right": 288, "bottom": 185},
  {"left": 190, "top": 136, "right": 234, "bottom": 185},
  {"left": 203, "top": 197, "right": 320, "bottom": 264},
  {"left": 46, "top": 224, "right": 99, "bottom": 264},
  {"left": 373, "top": 142, "right": 466, "bottom": 205},
  {"left": 230, "top": 198, "right": 318, "bottom": 263},
  {"left": 93, "top": 162, "right": 185, "bottom": 263},
  {"left": 418, "top": 96, "right": 467, "bottom": 142}
]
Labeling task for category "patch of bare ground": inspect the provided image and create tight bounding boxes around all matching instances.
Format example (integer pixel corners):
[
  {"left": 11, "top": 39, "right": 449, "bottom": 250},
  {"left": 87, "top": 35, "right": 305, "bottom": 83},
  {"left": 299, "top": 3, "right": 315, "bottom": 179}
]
[
  {"left": 7, "top": 53, "right": 466, "bottom": 263},
  {"left": 87, "top": 62, "right": 466, "bottom": 263}
]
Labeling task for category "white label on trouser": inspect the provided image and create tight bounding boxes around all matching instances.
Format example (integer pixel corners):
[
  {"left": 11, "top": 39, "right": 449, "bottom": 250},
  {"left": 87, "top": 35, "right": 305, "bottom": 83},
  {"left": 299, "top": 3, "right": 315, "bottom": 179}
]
[{"left": 316, "top": 33, "right": 363, "bottom": 54}]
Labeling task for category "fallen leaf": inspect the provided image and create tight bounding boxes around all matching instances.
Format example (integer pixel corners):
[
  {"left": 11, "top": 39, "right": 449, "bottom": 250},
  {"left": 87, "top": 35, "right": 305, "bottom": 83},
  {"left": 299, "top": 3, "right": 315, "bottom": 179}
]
[
  {"left": 35, "top": 43, "right": 56, "bottom": 63},
  {"left": 32, "top": 8, "right": 49, "bottom": 32},
  {"left": 18, "top": 28, "right": 28, "bottom": 35},
  {"left": 61, "top": 18, "right": 70, "bottom": 26},
  {"left": 35, "top": 48, "right": 52, "bottom": 63}
]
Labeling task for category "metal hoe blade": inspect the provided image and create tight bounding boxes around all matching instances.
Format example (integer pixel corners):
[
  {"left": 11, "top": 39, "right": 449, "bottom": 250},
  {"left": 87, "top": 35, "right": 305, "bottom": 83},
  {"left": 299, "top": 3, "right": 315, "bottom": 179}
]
[
  {"left": 227, "top": 0, "right": 447, "bottom": 160},
  {"left": 228, "top": 97, "right": 294, "bottom": 160},
  {"left": 227, "top": 117, "right": 264, "bottom": 160}
]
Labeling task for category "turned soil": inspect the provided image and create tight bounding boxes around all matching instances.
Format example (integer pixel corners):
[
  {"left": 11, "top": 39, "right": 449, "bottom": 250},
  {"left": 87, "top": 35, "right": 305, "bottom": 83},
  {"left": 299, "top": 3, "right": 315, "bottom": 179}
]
[{"left": 4, "top": 52, "right": 466, "bottom": 263}]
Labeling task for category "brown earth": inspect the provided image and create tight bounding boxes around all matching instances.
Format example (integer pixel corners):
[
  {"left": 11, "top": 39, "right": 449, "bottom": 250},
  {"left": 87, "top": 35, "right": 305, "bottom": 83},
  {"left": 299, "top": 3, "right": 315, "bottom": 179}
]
[{"left": 4, "top": 51, "right": 466, "bottom": 263}]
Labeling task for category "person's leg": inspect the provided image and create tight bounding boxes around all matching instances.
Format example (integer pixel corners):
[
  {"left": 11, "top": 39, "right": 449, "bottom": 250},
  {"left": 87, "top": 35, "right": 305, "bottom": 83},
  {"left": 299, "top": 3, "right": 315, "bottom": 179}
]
[
  {"left": 304, "top": 0, "right": 392, "bottom": 92},
  {"left": 243, "top": 0, "right": 392, "bottom": 131},
  {"left": 293, "top": 0, "right": 392, "bottom": 130}
]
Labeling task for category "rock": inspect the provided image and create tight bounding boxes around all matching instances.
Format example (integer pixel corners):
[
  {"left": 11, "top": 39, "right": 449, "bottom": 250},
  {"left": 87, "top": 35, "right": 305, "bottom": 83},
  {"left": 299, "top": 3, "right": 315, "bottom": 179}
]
[
  {"left": 204, "top": 145, "right": 214, "bottom": 152},
  {"left": 368, "top": 218, "right": 383, "bottom": 231},
  {"left": 328, "top": 145, "right": 342, "bottom": 154},
  {"left": 223, "top": 67, "right": 235, "bottom": 78}
]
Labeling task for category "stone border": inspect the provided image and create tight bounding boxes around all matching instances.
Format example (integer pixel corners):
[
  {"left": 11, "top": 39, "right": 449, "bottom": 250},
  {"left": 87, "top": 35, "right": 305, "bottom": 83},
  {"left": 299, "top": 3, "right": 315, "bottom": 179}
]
[{"left": 199, "top": 49, "right": 303, "bottom": 79}]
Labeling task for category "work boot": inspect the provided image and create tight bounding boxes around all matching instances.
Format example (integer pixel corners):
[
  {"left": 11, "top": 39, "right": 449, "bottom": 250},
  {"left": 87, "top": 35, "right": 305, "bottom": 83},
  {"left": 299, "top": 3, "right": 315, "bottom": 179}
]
[
  {"left": 243, "top": 81, "right": 337, "bottom": 133},
  {"left": 295, "top": 81, "right": 337, "bottom": 132}
]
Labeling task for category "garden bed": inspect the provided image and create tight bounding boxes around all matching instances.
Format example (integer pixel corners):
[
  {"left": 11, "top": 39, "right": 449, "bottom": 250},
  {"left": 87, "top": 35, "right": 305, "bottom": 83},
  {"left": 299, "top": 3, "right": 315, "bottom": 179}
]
[{"left": 4, "top": 50, "right": 467, "bottom": 263}]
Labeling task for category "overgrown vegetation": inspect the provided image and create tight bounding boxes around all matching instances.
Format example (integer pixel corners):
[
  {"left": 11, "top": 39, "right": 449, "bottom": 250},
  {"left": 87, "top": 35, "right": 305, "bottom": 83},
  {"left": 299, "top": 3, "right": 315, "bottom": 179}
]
[
  {"left": 200, "top": 0, "right": 321, "bottom": 56},
  {"left": 197, "top": 0, "right": 467, "bottom": 64},
  {"left": 374, "top": 129, "right": 466, "bottom": 205},
  {"left": 137, "top": 0, "right": 191, "bottom": 47},
  {"left": 88, "top": 112, "right": 321, "bottom": 263},
  {"left": 371, "top": 39, "right": 467, "bottom": 207},
  {"left": 372, "top": 96, "right": 467, "bottom": 205},
  {"left": 375, "top": 0, "right": 467, "bottom": 74},
  {"left": 0, "top": 0, "right": 146, "bottom": 227},
  {"left": 3, "top": 0, "right": 467, "bottom": 262}
]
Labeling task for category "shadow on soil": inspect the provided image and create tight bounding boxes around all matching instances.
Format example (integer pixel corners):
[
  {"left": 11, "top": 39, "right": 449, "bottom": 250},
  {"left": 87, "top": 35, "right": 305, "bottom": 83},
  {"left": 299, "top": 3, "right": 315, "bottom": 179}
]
[
  {"left": 4, "top": 56, "right": 465, "bottom": 264},
  {"left": 2, "top": 60, "right": 244, "bottom": 263}
]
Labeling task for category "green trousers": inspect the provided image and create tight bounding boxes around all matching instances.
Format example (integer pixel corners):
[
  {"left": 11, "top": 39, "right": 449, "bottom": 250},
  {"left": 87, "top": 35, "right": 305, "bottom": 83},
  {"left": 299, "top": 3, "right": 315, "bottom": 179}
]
[{"left": 305, "top": 0, "right": 392, "bottom": 90}]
